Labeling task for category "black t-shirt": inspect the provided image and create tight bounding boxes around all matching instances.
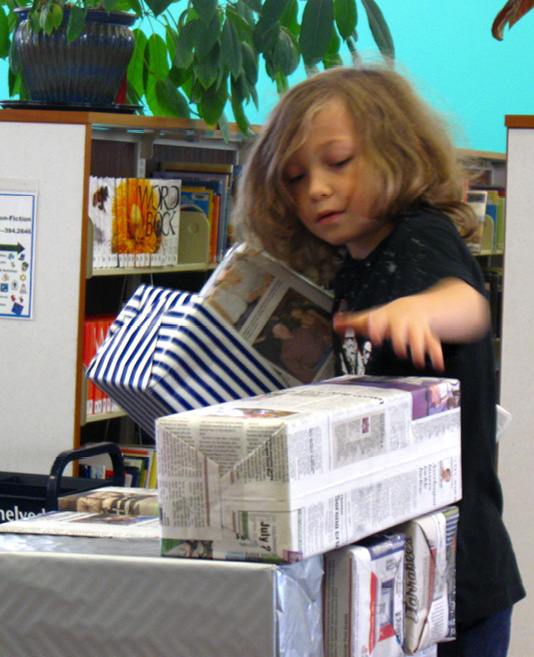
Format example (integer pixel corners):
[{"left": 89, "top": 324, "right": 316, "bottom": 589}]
[{"left": 333, "top": 208, "right": 525, "bottom": 629}]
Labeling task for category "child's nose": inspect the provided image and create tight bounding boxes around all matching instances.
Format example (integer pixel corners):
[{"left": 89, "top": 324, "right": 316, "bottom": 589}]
[{"left": 309, "top": 170, "right": 331, "bottom": 200}]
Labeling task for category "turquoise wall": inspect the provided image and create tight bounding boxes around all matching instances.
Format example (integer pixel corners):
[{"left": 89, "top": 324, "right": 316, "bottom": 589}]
[
  {"left": 247, "top": 0, "right": 534, "bottom": 154},
  {"left": 2, "top": 0, "right": 532, "bottom": 153}
]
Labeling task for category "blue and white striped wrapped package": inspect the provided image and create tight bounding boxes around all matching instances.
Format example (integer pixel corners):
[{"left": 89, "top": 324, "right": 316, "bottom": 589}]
[{"left": 86, "top": 284, "right": 286, "bottom": 437}]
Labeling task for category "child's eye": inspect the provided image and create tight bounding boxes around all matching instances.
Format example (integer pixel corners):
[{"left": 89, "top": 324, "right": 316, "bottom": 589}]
[
  {"left": 331, "top": 157, "right": 351, "bottom": 168},
  {"left": 286, "top": 172, "right": 305, "bottom": 184}
]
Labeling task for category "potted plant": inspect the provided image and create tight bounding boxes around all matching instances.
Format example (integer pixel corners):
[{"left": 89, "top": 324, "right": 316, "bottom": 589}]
[{"left": 0, "top": 0, "right": 394, "bottom": 135}]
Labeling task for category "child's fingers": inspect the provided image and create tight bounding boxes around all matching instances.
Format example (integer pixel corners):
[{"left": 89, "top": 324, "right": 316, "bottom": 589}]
[
  {"left": 427, "top": 335, "right": 445, "bottom": 372},
  {"left": 333, "top": 311, "right": 371, "bottom": 337}
]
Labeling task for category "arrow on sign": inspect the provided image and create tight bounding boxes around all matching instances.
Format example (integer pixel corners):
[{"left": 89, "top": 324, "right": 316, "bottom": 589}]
[{"left": 0, "top": 243, "right": 24, "bottom": 254}]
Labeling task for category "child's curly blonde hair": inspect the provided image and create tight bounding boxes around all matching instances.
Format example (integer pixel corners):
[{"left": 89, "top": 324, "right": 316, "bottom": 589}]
[{"left": 234, "top": 64, "right": 477, "bottom": 285}]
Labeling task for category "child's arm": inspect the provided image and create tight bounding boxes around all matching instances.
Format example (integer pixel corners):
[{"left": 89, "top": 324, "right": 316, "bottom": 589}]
[{"left": 333, "top": 277, "right": 491, "bottom": 372}]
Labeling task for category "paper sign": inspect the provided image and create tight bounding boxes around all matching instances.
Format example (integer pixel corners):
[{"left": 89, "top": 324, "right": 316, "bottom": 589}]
[{"left": 0, "top": 181, "right": 37, "bottom": 320}]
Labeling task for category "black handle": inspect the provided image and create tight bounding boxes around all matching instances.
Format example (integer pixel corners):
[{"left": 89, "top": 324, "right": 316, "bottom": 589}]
[{"left": 45, "top": 442, "right": 126, "bottom": 511}]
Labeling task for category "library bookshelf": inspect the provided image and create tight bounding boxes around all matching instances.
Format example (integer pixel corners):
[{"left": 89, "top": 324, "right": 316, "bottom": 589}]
[{"left": 0, "top": 110, "right": 250, "bottom": 474}]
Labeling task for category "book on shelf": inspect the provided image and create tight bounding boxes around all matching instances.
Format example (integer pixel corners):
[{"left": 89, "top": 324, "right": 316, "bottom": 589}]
[
  {"left": 465, "top": 189, "right": 488, "bottom": 254},
  {"left": 89, "top": 175, "right": 181, "bottom": 270},
  {"left": 88, "top": 176, "right": 118, "bottom": 269},
  {"left": 84, "top": 314, "right": 119, "bottom": 418},
  {"left": 121, "top": 444, "right": 157, "bottom": 488},
  {"left": 79, "top": 443, "right": 157, "bottom": 489},
  {"left": 157, "top": 163, "right": 234, "bottom": 263}
]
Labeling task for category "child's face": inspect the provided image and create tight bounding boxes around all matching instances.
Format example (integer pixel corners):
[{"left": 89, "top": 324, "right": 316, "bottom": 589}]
[{"left": 283, "top": 98, "right": 393, "bottom": 259}]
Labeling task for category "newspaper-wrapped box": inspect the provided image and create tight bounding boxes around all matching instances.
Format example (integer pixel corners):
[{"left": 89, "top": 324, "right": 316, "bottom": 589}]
[
  {"left": 324, "top": 532, "right": 406, "bottom": 657},
  {"left": 0, "top": 533, "right": 324, "bottom": 657},
  {"left": 200, "top": 243, "right": 335, "bottom": 386},
  {"left": 87, "top": 245, "right": 335, "bottom": 437},
  {"left": 157, "top": 375, "right": 462, "bottom": 563},
  {"left": 394, "top": 506, "right": 459, "bottom": 654}
]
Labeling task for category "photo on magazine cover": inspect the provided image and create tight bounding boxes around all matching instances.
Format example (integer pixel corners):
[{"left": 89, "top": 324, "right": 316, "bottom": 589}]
[
  {"left": 252, "top": 288, "right": 333, "bottom": 384},
  {"left": 203, "top": 254, "right": 274, "bottom": 330}
]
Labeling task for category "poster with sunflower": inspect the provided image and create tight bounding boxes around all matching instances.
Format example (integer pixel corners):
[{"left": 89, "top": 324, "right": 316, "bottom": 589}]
[{"left": 111, "top": 178, "right": 181, "bottom": 267}]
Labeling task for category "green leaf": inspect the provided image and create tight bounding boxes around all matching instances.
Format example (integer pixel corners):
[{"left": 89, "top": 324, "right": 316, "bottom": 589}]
[
  {"left": 275, "top": 70, "right": 288, "bottom": 95},
  {"left": 299, "top": 0, "right": 334, "bottom": 66},
  {"left": 145, "top": 75, "right": 165, "bottom": 115},
  {"left": 361, "top": 0, "right": 394, "bottom": 59},
  {"left": 66, "top": 5, "right": 88, "bottom": 43},
  {"left": 230, "top": 80, "right": 252, "bottom": 136},
  {"left": 102, "top": 0, "right": 121, "bottom": 13},
  {"left": 279, "top": 0, "right": 299, "bottom": 34},
  {"left": 198, "top": 80, "right": 228, "bottom": 125},
  {"left": 168, "top": 64, "right": 191, "bottom": 88},
  {"left": 253, "top": 21, "right": 279, "bottom": 54},
  {"left": 192, "top": 0, "right": 218, "bottom": 24},
  {"left": 146, "top": 33, "right": 170, "bottom": 84},
  {"left": 225, "top": 6, "right": 253, "bottom": 41},
  {"left": 272, "top": 27, "right": 299, "bottom": 76},
  {"left": 334, "top": 0, "right": 356, "bottom": 40},
  {"left": 127, "top": 28, "right": 148, "bottom": 98},
  {"left": 8, "top": 33, "right": 19, "bottom": 75},
  {"left": 0, "top": 7, "right": 11, "bottom": 59},
  {"left": 29, "top": 10, "right": 40, "bottom": 33},
  {"left": 193, "top": 43, "right": 221, "bottom": 89},
  {"left": 121, "top": 0, "right": 143, "bottom": 15},
  {"left": 8, "top": 67, "right": 20, "bottom": 97},
  {"left": 238, "top": 0, "right": 261, "bottom": 14},
  {"left": 165, "top": 24, "right": 177, "bottom": 63},
  {"left": 155, "top": 78, "right": 191, "bottom": 117},
  {"left": 260, "top": 0, "right": 291, "bottom": 29},
  {"left": 192, "top": 11, "right": 220, "bottom": 58},
  {"left": 229, "top": 72, "right": 248, "bottom": 103},
  {"left": 241, "top": 42, "right": 258, "bottom": 85},
  {"left": 144, "top": 0, "right": 175, "bottom": 17},
  {"left": 174, "top": 19, "right": 197, "bottom": 69},
  {"left": 323, "top": 26, "right": 342, "bottom": 68},
  {"left": 42, "top": 4, "right": 62, "bottom": 35},
  {"left": 221, "top": 14, "right": 242, "bottom": 78},
  {"left": 125, "top": 78, "right": 143, "bottom": 108}
]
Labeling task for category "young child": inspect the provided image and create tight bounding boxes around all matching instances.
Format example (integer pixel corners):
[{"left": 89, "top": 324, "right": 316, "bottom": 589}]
[{"left": 235, "top": 64, "right": 525, "bottom": 656}]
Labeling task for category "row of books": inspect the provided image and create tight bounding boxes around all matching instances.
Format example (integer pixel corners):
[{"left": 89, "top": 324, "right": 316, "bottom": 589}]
[
  {"left": 89, "top": 176, "right": 181, "bottom": 269},
  {"left": 79, "top": 445, "right": 157, "bottom": 489},
  {"left": 465, "top": 187, "right": 505, "bottom": 254},
  {"left": 157, "top": 161, "right": 239, "bottom": 265},
  {"left": 88, "top": 163, "right": 239, "bottom": 270},
  {"left": 83, "top": 314, "right": 119, "bottom": 417}
]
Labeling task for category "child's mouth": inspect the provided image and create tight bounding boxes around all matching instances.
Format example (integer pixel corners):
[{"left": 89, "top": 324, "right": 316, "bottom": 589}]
[{"left": 318, "top": 211, "right": 342, "bottom": 223}]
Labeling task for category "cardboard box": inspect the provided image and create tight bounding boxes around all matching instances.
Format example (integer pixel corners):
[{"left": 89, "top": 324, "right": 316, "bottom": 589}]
[
  {"left": 394, "top": 507, "right": 459, "bottom": 654},
  {"left": 0, "top": 533, "right": 324, "bottom": 657},
  {"left": 324, "top": 533, "right": 406, "bottom": 657},
  {"left": 157, "top": 375, "right": 462, "bottom": 563}
]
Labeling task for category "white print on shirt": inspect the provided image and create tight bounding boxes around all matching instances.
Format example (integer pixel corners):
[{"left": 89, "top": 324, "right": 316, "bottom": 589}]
[{"left": 341, "top": 328, "right": 372, "bottom": 375}]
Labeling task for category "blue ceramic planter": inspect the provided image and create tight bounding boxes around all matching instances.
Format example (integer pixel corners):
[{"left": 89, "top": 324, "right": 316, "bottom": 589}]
[{"left": 14, "top": 8, "right": 136, "bottom": 104}]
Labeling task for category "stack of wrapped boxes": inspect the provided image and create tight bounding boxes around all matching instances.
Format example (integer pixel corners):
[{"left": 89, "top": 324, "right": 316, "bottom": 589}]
[{"left": 0, "top": 245, "right": 463, "bottom": 656}]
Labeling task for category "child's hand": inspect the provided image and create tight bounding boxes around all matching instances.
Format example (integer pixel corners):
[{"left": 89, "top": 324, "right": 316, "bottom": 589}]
[
  {"left": 334, "top": 278, "right": 491, "bottom": 374},
  {"left": 334, "top": 297, "right": 445, "bottom": 372}
]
